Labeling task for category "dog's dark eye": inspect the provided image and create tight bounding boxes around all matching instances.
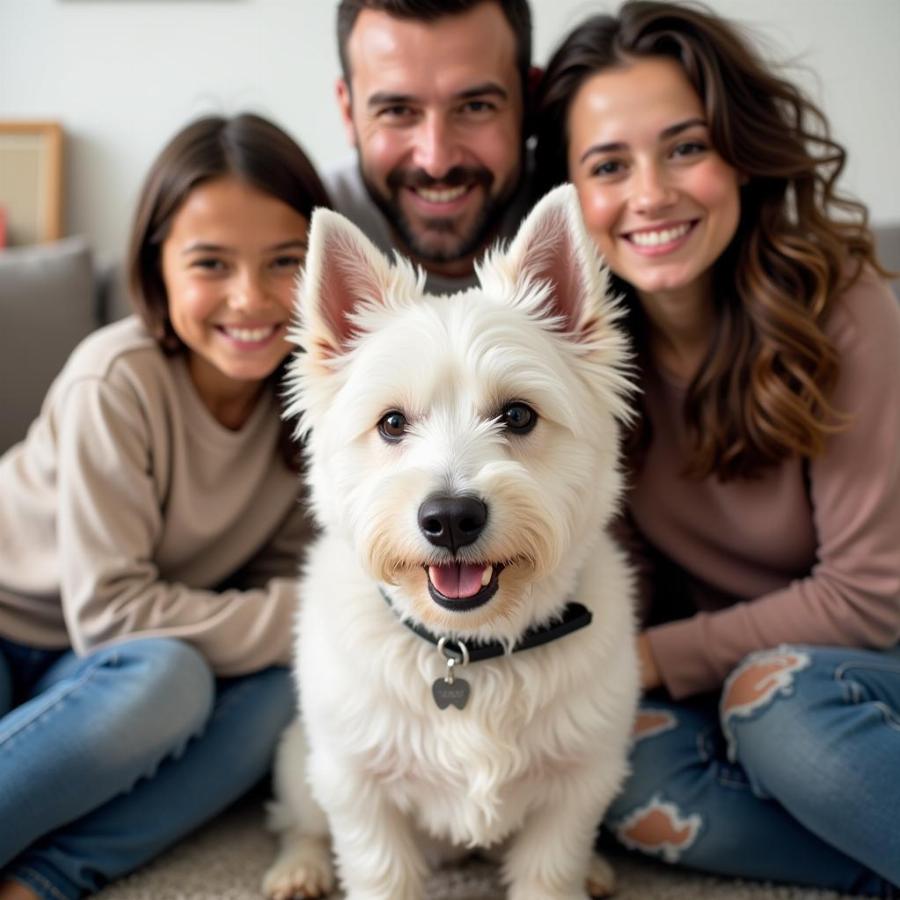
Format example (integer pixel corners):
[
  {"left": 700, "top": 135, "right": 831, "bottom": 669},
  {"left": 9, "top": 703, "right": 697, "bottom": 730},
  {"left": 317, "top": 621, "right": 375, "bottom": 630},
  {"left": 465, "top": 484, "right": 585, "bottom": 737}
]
[
  {"left": 501, "top": 402, "right": 537, "bottom": 435},
  {"left": 378, "top": 410, "right": 408, "bottom": 442}
]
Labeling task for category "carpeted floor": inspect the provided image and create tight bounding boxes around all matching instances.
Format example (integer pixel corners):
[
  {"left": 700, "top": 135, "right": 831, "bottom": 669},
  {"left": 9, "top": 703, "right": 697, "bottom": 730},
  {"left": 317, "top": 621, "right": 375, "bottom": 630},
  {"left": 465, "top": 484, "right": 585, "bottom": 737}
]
[{"left": 95, "top": 791, "right": 865, "bottom": 900}]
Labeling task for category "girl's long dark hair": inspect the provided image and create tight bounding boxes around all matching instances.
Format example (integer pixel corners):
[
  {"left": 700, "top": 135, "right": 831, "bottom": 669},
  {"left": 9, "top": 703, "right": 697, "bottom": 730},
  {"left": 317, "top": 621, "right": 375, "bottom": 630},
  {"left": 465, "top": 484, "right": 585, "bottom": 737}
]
[{"left": 126, "top": 113, "right": 332, "bottom": 470}]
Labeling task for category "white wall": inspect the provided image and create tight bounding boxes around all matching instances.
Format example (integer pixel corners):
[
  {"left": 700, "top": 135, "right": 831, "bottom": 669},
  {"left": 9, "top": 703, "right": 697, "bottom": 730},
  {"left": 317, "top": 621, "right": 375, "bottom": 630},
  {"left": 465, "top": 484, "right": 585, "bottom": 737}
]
[{"left": 1, "top": 0, "right": 898, "bottom": 265}]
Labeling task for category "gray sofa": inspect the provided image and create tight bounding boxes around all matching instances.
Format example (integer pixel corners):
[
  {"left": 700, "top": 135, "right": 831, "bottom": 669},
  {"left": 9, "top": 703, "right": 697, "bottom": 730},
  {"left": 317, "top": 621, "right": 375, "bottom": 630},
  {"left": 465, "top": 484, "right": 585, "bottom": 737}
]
[
  {"left": 1, "top": 230, "right": 898, "bottom": 900},
  {"left": 1, "top": 238, "right": 98, "bottom": 453},
  {"left": 0, "top": 237, "right": 132, "bottom": 454}
]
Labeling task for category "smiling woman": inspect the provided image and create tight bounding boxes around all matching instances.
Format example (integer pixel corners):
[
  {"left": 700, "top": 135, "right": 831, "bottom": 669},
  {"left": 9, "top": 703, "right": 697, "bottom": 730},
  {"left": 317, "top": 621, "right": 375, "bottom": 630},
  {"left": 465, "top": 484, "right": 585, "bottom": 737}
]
[
  {"left": 565, "top": 57, "right": 743, "bottom": 319},
  {"left": 536, "top": 1, "right": 900, "bottom": 895}
]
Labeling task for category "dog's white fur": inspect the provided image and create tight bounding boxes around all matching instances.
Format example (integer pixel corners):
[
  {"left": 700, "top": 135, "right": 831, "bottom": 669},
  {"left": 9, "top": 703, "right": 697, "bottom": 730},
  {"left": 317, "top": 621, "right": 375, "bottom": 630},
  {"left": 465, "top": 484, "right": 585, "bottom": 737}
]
[{"left": 263, "top": 185, "right": 640, "bottom": 900}]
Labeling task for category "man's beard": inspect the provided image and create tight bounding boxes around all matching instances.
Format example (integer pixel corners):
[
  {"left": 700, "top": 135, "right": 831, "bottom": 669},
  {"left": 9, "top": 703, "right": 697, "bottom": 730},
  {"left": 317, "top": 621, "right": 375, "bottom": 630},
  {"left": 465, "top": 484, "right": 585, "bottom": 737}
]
[{"left": 361, "top": 164, "right": 517, "bottom": 265}]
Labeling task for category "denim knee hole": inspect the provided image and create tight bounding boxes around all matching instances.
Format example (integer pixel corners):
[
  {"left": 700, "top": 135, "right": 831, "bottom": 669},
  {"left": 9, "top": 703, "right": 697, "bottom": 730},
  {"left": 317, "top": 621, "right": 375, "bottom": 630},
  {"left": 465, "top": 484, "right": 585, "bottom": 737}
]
[
  {"left": 720, "top": 646, "right": 812, "bottom": 763},
  {"left": 612, "top": 793, "right": 703, "bottom": 863}
]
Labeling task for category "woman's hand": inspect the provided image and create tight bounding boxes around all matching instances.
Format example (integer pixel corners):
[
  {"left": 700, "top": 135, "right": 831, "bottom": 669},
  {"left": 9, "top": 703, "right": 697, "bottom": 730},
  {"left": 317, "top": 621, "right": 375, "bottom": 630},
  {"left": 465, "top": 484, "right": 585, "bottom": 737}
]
[{"left": 637, "top": 631, "right": 662, "bottom": 692}]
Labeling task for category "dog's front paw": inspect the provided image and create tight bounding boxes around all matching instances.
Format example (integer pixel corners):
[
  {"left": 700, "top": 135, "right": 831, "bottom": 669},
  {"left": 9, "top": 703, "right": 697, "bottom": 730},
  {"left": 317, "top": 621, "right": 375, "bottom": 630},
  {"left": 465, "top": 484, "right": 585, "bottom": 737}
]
[
  {"left": 586, "top": 851, "right": 616, "bottom": 898},
  {"left": 262, "top": 836, "right": 334, "bottom": 900}
]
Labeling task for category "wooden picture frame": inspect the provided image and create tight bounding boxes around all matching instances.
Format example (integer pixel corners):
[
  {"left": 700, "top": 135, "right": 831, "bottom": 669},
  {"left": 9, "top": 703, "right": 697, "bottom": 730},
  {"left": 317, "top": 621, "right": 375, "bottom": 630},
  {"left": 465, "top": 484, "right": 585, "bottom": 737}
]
[{"left": 0, "top": 121, "right": 64, "bottom": 247}]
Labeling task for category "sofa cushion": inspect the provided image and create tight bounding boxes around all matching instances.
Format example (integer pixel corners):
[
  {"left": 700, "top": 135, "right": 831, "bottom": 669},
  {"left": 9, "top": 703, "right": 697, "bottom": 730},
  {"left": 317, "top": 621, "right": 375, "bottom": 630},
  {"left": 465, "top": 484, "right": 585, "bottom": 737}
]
[
  {"left": 0, "top": 237, "right": 99, "bottom": 452},
  {"left": 874, "top": 222, "right": 900, "bottom": 299}
]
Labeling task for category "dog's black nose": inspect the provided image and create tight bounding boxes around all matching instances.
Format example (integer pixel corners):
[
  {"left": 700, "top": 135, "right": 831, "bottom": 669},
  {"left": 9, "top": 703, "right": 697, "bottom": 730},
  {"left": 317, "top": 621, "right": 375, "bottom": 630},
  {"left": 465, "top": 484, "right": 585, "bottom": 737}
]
[{"left": 418, "top": 494, "right": 487, "bottom": 553}]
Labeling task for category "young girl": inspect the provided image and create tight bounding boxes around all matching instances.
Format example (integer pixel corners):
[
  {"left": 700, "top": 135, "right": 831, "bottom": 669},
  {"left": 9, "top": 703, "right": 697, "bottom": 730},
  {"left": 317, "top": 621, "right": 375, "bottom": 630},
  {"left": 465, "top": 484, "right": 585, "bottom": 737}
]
[
  {"left": 0, "top": 113, "right": 330, "bottom": 900},
  {"left": 537, "top": 2, "right": 899, "bottom": 895}
]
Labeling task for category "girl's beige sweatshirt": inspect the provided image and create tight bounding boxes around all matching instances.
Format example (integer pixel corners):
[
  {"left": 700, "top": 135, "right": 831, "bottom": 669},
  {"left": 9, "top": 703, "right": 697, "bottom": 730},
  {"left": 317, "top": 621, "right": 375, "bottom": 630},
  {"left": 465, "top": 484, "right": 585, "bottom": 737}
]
[{"left": 0, "top": 317, "right": 312, "bottom": 676}]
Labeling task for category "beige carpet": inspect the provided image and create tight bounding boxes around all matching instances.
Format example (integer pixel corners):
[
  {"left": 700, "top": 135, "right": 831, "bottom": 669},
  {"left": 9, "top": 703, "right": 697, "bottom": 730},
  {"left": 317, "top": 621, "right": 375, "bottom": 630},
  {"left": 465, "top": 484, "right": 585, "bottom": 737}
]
[{"left": 95, "top": 792, "right": 864, "bottom": 900}]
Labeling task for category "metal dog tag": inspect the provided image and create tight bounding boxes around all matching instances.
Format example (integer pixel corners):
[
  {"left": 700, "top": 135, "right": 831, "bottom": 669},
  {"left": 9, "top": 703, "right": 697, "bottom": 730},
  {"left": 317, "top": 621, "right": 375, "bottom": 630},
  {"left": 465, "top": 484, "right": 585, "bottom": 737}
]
[
  {"left": 432, "top": 639, "right": 470, "bottom": 710},
  {"left": 432, "top": 673, "right": 470, "bottom": 710}
]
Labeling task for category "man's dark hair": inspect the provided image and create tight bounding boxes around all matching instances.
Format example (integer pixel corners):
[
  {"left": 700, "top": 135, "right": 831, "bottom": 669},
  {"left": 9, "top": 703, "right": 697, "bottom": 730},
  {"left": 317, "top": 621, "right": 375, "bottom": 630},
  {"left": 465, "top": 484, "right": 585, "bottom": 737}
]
[{"left": 336, "top": 1, "right": 532, "bottom": 92}]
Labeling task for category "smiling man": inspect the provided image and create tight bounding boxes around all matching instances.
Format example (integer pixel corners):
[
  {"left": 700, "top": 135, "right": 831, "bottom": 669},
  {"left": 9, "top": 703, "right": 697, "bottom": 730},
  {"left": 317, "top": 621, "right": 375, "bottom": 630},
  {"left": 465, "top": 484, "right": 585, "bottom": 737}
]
[{"left": 327, "top": 0, "right": 535, "bottom": 293}]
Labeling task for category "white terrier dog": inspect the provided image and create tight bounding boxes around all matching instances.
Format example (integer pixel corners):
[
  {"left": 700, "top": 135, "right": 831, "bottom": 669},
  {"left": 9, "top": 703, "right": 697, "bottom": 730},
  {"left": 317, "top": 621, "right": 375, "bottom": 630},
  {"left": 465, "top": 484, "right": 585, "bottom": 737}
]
[{"left": 263, "top": 185, "right": 639, "bottom": 900}]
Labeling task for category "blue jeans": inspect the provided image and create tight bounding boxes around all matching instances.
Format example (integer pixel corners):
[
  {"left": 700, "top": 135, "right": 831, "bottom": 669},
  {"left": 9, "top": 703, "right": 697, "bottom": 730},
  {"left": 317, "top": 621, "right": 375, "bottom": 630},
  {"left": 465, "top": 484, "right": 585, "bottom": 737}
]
[
  {"left": 0, "top": 635, "right": 294, "bottom": 899},
  {"left": 604, "top": 644, "right": 900, "bottom": 897}
]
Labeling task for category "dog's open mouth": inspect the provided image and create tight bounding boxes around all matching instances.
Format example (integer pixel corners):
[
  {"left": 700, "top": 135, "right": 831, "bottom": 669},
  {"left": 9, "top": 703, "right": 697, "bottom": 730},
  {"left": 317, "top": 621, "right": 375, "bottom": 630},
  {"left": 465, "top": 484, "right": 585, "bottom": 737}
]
[{"left": 426, "top": 562, "right": 503, "bottom": 611}]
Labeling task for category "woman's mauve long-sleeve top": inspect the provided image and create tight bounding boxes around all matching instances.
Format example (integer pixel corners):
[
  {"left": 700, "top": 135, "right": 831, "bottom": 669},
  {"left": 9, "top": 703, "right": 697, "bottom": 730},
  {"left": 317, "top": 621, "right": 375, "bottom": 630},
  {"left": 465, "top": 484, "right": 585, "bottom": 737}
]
[{"left": 629, "top": 268, "right": 900, "bottom": 699}]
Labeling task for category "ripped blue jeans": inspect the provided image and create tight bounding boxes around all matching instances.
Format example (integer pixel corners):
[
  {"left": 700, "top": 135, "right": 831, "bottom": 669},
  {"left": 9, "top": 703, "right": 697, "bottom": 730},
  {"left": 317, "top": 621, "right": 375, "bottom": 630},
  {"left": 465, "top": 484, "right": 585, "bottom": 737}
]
[{"left": 604, "top": 644, "right": 900, "bottom": 897}]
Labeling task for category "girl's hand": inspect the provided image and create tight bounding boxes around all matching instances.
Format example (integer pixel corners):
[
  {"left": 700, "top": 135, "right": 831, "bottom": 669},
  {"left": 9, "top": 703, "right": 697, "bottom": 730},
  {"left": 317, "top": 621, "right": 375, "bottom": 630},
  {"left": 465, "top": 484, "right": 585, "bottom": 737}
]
[{"left": 637, "top": 631, "right": 662, "bottom": 691}]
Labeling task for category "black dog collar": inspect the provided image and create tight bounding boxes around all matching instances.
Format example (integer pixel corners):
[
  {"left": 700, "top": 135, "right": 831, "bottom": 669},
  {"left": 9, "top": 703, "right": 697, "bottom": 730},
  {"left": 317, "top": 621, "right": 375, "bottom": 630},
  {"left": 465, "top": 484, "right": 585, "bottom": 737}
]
[{"left": 379, "top": 588, "right": 592, "bottom": 663}]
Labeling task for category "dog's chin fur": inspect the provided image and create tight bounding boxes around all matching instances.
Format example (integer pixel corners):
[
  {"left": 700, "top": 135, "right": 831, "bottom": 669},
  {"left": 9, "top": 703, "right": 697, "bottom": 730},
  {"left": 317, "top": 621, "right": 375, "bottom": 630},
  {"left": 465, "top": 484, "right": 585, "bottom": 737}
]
[{"left": 264, "top": 185, "right": 640, "bottom": 900}]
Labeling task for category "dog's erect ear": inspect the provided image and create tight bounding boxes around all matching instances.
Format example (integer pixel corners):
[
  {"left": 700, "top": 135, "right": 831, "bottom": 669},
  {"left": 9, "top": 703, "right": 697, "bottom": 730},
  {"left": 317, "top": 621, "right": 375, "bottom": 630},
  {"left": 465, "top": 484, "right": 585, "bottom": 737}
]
[
  {"left": 295, "top": 207, "right": 404, "bottom": 360},
  {"left": 482, "top": 184, "right": 612, "bottom": 341}
]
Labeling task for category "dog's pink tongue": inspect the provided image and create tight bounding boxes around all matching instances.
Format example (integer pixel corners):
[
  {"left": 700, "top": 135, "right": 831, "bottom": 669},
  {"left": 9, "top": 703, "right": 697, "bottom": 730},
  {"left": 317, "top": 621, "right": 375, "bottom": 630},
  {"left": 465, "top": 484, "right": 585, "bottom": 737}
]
[{"left": 429, "top": 563, "right": 485, "bottom": 599}]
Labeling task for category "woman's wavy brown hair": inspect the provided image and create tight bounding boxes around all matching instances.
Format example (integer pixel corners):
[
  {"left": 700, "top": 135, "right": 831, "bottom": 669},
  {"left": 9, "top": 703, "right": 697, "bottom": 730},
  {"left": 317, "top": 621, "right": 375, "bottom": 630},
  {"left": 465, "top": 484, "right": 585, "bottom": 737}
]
[
  {"left": 126, "top": 113, "right": 332, "bottom": 470},
  {"left": 536, "top": 0, "right": 886, "bottom": 480}
]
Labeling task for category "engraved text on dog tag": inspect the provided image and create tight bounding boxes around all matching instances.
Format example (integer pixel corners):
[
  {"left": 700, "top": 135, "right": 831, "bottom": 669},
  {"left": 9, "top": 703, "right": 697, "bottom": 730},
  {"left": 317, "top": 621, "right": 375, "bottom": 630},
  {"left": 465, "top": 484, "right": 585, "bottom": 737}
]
[{"left": 432, "top": 676, "right": 470, "bottom": 710}]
